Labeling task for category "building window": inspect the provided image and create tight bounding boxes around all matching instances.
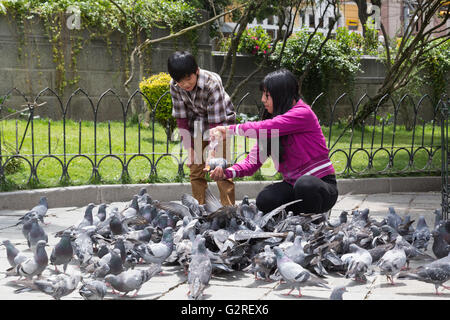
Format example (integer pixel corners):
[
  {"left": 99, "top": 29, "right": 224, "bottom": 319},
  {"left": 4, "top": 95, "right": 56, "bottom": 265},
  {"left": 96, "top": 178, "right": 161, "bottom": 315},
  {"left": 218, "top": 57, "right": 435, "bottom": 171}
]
[{"left": 309, "top": 14, "right": 315, "bottom": 28}]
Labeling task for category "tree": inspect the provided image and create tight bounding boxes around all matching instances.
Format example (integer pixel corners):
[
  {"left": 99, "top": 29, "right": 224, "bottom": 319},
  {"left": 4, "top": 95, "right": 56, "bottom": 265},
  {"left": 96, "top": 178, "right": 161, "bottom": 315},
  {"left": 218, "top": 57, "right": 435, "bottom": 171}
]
[
  {"left": 351, "top": 0, "right": 450, "bottom": 125},
  {"left": 218, "top": 0, "right": 342, "bottom": 100},
  {"left": 351, "top": 0, "right": 381, "bottom": 38}
]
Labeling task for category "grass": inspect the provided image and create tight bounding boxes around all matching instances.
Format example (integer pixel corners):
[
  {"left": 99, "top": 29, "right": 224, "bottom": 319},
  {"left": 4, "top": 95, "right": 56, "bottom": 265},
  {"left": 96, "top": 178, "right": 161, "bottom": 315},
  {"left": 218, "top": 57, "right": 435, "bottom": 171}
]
[{"left": 0, "top": 117, "right": 443, "bottom": 191}]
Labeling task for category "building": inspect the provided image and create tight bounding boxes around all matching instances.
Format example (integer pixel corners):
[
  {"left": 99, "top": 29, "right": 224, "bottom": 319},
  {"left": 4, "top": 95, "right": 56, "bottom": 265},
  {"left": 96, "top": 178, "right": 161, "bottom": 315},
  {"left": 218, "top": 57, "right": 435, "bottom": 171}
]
[{"left": 219, "top": 1, "right": 449, "bottom": 41}]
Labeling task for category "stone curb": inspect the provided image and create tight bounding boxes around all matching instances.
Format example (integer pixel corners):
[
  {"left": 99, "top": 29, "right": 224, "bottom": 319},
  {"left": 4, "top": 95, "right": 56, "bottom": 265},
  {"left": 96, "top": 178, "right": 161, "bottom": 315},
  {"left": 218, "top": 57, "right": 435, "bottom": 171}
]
[{"left": 0, "top": 176, "right": 441, "bottom": 210}]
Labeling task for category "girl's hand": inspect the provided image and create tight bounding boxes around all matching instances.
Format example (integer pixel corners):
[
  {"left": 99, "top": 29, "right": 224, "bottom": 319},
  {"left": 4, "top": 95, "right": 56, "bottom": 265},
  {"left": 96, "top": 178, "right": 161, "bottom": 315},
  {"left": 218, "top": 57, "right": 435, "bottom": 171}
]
[{"left": 209, "top": 166, "right": 226, "bottom": 181}]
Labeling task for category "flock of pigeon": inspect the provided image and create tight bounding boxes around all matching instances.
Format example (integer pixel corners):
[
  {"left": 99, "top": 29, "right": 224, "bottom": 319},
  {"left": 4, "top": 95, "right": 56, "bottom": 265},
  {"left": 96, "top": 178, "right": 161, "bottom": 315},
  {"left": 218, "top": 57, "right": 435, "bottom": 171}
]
[{"left": 0, "top": 187, "right": 450, "bottom": 300}]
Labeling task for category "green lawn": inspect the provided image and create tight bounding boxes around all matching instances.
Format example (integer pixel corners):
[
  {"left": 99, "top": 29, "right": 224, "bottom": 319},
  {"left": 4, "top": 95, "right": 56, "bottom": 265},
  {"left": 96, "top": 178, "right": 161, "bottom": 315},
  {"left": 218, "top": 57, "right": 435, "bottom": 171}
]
[{"left": 0, "top": 118, "right": 443, "bottom": 191}]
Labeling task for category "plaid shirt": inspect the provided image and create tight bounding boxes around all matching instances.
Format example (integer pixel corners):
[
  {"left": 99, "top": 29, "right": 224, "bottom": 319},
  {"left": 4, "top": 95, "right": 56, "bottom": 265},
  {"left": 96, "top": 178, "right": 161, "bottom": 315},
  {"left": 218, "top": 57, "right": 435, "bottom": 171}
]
[{"left": 170, "top": 68, "right": 235, "bottom": 136}]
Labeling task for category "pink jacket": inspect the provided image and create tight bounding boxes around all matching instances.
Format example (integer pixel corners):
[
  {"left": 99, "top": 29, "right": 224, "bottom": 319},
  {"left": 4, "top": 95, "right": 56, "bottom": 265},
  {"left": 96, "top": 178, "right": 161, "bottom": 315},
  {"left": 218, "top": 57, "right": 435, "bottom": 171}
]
[{"left": 224, "top": 99, "right": 335, "bottom": 185}]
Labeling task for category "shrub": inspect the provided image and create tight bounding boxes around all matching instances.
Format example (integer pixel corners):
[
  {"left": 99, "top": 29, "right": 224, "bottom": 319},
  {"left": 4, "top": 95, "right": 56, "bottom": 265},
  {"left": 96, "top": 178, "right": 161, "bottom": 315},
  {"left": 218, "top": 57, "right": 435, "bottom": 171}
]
[
  {"left": 270, "top": 28, "right": 361, "bottom": 111},
  {"left": 139, "top": 72, "right": 176, "bottom": 135},
  {"left": 237, "top": 26, "right": 272, "bottom": 58}
]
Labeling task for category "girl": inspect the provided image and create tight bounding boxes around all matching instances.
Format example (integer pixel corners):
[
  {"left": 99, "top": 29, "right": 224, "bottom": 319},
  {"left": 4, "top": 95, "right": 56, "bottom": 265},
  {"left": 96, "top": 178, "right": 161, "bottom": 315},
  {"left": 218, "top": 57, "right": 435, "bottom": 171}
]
[{"left": 209, "top": 69, "right": 338, "bottom": 214}]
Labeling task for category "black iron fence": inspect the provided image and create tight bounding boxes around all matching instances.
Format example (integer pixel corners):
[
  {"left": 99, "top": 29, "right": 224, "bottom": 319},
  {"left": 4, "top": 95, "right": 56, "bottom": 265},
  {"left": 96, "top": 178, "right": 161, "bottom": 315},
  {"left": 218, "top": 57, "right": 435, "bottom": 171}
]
[
  {"left": 0, "top": 88, "right": 448, "bottom": 193},
  {"left": 439, "top": 94, "right": 450, "bottom": 220}
]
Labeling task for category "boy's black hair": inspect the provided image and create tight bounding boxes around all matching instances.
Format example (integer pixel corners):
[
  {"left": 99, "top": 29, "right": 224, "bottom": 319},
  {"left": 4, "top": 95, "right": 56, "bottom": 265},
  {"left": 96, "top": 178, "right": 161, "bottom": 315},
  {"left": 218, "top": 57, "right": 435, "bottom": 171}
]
[
  {"left": 167, "top": 51, "right": 198, "bottom": 82},
  {"left": 259, "top": 69, "right": 301, "bottom": 163}
]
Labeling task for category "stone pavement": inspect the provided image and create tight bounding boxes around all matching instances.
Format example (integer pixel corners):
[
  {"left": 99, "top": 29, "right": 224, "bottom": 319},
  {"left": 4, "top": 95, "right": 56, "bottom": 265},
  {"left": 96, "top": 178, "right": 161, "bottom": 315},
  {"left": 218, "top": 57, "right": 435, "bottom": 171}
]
[{"left": 0, "top": 190, "right": 448, "bottom": 301}]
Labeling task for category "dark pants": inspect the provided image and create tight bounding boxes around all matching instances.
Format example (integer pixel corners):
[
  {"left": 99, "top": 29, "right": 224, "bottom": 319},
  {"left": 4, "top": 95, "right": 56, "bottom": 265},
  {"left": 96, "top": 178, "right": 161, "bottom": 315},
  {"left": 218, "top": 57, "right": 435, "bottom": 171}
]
[{"left": 256, "top": 175, "right": 338, "bottom": 214}]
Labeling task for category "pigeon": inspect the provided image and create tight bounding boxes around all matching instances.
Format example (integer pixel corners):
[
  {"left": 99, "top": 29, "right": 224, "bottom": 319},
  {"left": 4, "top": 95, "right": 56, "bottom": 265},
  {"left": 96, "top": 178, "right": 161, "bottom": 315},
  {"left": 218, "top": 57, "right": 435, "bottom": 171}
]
[
  {"left": 122, "top": 195, "right": 139, "bottom": 220},
  {"left": 77, "top": 203, "right": 95, "bottom": 229},
  {"left": 327, "top": 211, "right": 348, "bottom": 228},
  {"left": 181, "top": 193, "right": 202, "bottom": 217},
  {"left": 284, "top": 236, "right": 314, "bottom": 268},
  {"left": 412, "top": 216, "right": 431, "bottom": 251},
  {"left": 398, "top": 253, "right": 450, "bottom": 295},
  {"left": 125, "top": 226, "right": 154, "bottom": 244},
  {"left": 246, "top": 244, "right": 276, "bottom": 281},
  {"left": 33, "top": 272, "right": 81, "bottom": 300},
  {"left": 187, "top": 237, "right": 212, "bottom": 300},
  {"left": 1, "top": 240, "right": 27, "bottom": 269},
  {"left": 205, "top": 157, "right": 228, "bottom": 171},
  {"left": 104, "top": 263, "right": 161, "bottom": 297},
  {"left": 432, "top": 220, "right": 450, "bottom": 259},
  {"left": 329, "top": 285, "right": 347, "bottom": 300},
  {"left": 135, "top": 227, "right": 174, "bottom": 266},
  {"left": 95, "top": 203, "right": 108, "bottom": 225},
  {"left": 377, "top": 236, "right": 407, "bottom": 285},
  {"left": 11, "top": 240, "right": 48, "bottom": 280},
  {"left": 433, "top": 209, "right": 443, "bottom": 229},
  {"left": 50, "top": 230, "right": 74, "bottom": 273},
  {"left": 385, "top": 207, "right": 403, "bottom": 231},
  {"left": 79, "top": 278, "right": 108, "bottom": 300},
  {"left": 273, "top": 246, "right": 329, "bottom": 297},
  {"left": 27, "top": 217, "right": 48, "bottom": 252},
  {"left": 93, "top": 248, "right": 124, "bottom": 278},
  {"left": 397, "top": 215, "right": 415, "bottom": 243},
  {"left": 341, "top": 244, "right": 373, "bottom": 282},
  {"left": 21, "top": 213, "right": 38, "bottom": 244},
  {"left": 18, "top": 196, "right": 49, "bottom": 225}
]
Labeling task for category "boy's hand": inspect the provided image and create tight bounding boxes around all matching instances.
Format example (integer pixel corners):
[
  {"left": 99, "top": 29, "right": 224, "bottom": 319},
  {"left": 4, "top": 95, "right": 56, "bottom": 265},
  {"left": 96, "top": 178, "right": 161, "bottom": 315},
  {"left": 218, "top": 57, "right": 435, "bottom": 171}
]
[{"left": 210, "top": 126, "right": 228, "bottom": 140}]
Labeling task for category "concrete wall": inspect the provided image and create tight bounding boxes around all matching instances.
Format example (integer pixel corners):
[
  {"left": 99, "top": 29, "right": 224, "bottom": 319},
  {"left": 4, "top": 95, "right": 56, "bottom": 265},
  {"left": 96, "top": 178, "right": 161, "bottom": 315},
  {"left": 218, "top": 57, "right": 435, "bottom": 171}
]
[{"left": 0, "top": 13, "right": 213, "bottom": 121}]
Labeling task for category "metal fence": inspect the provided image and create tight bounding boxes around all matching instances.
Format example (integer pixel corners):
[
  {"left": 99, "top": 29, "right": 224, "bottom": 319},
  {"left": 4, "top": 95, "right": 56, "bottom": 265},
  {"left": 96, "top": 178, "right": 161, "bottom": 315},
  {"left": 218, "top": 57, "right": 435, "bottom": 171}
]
[
  {"left": 0, "top": 88, "right": 448, "bottom": 193},
  {"left": 439, "top": 94, "right": 450, "bottom": 220}
]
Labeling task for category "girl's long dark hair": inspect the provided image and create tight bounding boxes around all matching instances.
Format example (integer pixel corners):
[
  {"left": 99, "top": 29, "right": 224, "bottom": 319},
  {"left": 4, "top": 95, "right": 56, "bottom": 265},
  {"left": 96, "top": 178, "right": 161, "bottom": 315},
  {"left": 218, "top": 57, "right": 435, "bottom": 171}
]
[{"left": 259, "top": 69, "right": 300, "bottom": 163}]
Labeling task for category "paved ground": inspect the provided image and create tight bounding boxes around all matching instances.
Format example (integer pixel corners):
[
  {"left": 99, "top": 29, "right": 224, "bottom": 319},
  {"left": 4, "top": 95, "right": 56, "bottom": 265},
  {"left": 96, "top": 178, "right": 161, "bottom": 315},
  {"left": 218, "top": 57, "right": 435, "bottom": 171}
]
[{"left": 0, "top": 190, "right": 448, "bottom": 301}]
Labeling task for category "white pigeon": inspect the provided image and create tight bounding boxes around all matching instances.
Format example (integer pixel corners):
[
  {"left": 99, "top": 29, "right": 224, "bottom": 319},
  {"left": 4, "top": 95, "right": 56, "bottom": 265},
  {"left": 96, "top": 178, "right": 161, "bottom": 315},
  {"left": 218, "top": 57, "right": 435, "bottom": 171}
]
[{"left": 377, "top": 236, "right": 407, "bottom": 285}]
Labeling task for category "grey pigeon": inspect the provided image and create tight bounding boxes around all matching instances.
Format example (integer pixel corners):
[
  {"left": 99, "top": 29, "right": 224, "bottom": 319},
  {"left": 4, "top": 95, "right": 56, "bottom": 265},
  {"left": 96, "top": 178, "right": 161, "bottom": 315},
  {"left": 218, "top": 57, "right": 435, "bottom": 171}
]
[
  {"left": 93, "top": 248, "right": 124, "bottom": 278},
  {"left": 19, "top": 196, "right": 49, "bottom": 225},
  {"left": 28, "top": 217, "right": 48, "bottom": 252},
  {"left": 21, "top": 213, "right": 38, "bottom": 244},
  {"left": 341, "top": 244, "right": 373, "bottom": 282},
  {"left": 122, "top": 195, "right": 139, "bottom": 220},
  {"left": 50, "top": 230, "right": 74, "bottom": 273},
  {"left": 329, "top": 285, "right": 347, "bottom": 300},
  {"left": 273, "top": 246, "right": 329, "bottom": 297},
  {"left": 2, "top": 240, "right": 27, "bottom": 269},
  {"left": 12, "top": 240, "right": 48, "bottom": 280},
  {"left": 412, "top": 216, "right": 431, "bottom": 251},
  {"left": 79, "top": 278, "right": 107, "bottom": 300},
  {"left": 33, "top": 272, "right": 81, "bottom": 300},
  {"left": 135, "top": 227, "right": 173, "bottom": 265},
  {"left": 377, "top": 236, "right": 407, "bottom": 285},
  {"left": 95, "top": 203, "right": 108, "bottom": 225},
  {"left": 104, "top": 263, "right": 161, "bottom": 297},
  {"left": 205, "top": 157, "right": 228, "bottom": 171},
  {"left": 181, "top": 193, "right": 202, "bottom": 217},
  {"left": 77, "top": 203, "right": 95, "bottom": 229},
  {"left": 285, "top": 236, "right": 313, "bottom": 268},
  {"left": 125, "top": 226, "right": 154, "bottom": 244},
  {"left": 187, "top": 237, "right": 212, "bottom": 300},
  {"left": 247, "top": 244, "right": 276, "bottom": 281},
  {"left": 432, "top": 220, "right": 450, "bottom": 259},
  {"left": 385, "top": 207, "right": 403, "bottom": 231},
  {"left": 398, "top": 253, "right": 450, "bottom": 295},
  {"left": 327, "top": 211, "right": 348, "bottom": 228},
  {"left": 434, "top": 209, "right": 442, "bottom": 229}
]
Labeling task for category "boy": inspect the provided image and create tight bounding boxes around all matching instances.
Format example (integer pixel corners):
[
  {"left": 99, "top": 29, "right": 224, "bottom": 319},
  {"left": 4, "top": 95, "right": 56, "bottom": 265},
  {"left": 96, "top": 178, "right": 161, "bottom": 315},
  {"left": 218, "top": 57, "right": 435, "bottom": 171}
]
[{"left": 167, "top": 51, "right": 235, "bottom": 206}]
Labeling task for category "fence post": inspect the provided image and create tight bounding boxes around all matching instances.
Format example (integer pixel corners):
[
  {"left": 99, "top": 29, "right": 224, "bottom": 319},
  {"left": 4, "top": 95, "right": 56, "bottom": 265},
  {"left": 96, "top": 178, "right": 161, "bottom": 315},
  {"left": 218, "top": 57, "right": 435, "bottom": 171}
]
[{"left": 441, "top": 95, "right": 450, "bottom": 220}]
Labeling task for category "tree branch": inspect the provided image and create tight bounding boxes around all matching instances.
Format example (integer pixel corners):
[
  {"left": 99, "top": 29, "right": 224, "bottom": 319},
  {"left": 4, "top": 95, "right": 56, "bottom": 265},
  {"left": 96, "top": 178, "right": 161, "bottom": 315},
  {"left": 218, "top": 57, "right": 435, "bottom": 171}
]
[{"left": 138, "top": 3, "right": 249, "bottom": 51}]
